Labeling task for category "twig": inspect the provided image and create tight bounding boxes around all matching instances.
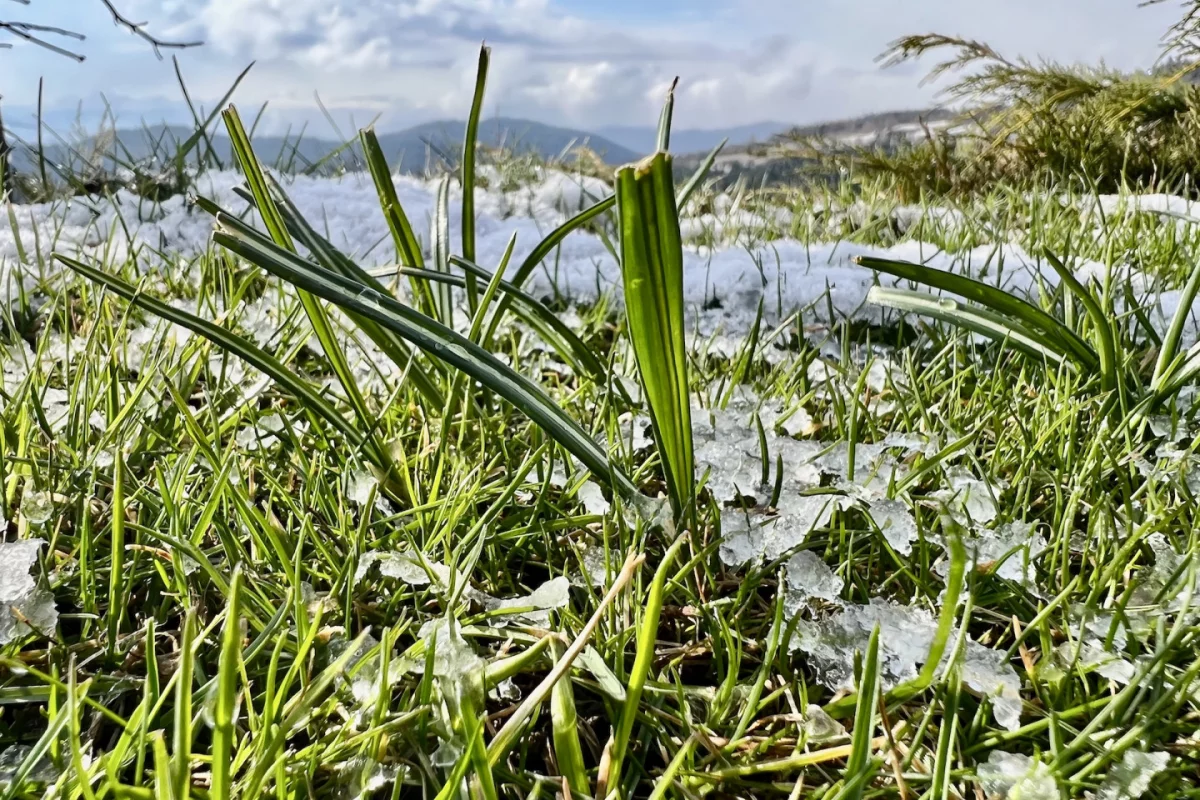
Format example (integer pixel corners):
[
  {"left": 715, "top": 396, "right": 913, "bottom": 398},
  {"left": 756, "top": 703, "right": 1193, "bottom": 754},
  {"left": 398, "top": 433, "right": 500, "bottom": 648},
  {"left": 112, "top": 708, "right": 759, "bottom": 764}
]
[{"left": 98, "top": 0, "right": 202, "bottom": 59}]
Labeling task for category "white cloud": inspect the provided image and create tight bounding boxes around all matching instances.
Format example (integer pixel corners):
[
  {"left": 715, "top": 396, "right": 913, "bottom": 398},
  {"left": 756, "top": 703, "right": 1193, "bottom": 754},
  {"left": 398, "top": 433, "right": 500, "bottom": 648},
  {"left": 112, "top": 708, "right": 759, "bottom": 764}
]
[{"left": 0, "top": 0, "right": 1188, "bottom": 132}]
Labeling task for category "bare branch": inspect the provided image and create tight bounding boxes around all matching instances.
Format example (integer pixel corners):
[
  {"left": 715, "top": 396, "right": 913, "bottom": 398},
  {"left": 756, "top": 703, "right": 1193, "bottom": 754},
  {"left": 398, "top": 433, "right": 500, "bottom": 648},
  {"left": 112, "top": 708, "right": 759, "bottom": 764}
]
[
  {"left": 0, "top": 0, "right": 202, "bottom": 61},
  {"left": 98, "top": 0, "right": 202, "bottom": 60},
  {"left": 0, "top": 20, "right": 85, "bottom": 60}
]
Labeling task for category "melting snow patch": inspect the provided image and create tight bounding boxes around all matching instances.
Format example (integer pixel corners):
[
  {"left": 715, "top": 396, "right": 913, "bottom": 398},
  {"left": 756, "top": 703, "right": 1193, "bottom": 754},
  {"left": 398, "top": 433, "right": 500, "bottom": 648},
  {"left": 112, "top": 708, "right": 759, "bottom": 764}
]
[
  {"left": 475, "top": 577, "right": 571, "bottom": 626},
  {"left": 1092, "top": 750, "right": 1169, "bottom": 800},
  {"left": 977, "top": 751, "right": 1059, "bottom": 800},
  {"left": 0, "top": 539, "right": 57, "bottom": 645},
  {"left": 792, "top": 598, "right": 1022, "bottom": 731},
  {"left": 783, "top": 550, "right": 844, "bottom": 614}
]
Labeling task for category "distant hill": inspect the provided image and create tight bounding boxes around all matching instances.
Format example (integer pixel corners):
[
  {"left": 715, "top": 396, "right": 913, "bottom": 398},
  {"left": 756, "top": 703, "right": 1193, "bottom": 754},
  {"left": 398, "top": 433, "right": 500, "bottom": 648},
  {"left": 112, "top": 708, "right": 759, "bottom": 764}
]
[
  {"left": 7, "top": 117, "right": 641, "bottom": 176},
  {"left": 6, "top": 110, "right": 958, "bottom": 189},
  {"left": 595, "top": 122, "right": 793, "bottom": 156}
]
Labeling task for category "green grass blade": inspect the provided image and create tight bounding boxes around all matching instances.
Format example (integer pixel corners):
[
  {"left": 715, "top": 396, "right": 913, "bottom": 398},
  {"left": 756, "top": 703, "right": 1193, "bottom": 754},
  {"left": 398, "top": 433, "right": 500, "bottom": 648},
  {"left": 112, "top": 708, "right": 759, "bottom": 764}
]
[
  {"left": 461, "top": 45, "right": 491, "bottom": 312},
  {"left": 210, "top": 223, "right": 638, "bottom": 498},
  {"left": 358, "top": 128, "right": 426, "bottom": 269},
  {"left": 171, "top": 611, "right": 196, "bottom": 800},
  {"left": 617, "top": 153, "right": 694, "bottom": 522},
  {"left": 867, "top": 286, "right": 1070, "bottom": 366},
  {"left": 856, "top": 254, "right": 1098, "bottom": 369},
  {"left": 210, "top": 567, "right": 243, "bottom": 800},
  {"left": 550, "top": 639, "right": 590, "bottom": 799},
  {"left": 106, "top": 449, "right": 126, "bottom": 655},
  {"left": 676, "top": 138, "right": 728, "bottom": 210},
  {"left": 1153, "top": 249, "right": 1200, "bottom": 389},
  {"left": 434, "top": 176, "right": 454, "bottom": 326},
  {"left": 1043, "top": 250, "right": 1122, "bottom": 394},
  {"left": 222, "top": 105, "right": 394, "bottom": 472},
  {"left": 843, "top": 623, "right": 882, "bottom": 800},
  {"left": 54, "top": 254, "right": 368, "bottom": 454},
  {"left": 609, "top": 535, "right": 686, "bottom": 795}
]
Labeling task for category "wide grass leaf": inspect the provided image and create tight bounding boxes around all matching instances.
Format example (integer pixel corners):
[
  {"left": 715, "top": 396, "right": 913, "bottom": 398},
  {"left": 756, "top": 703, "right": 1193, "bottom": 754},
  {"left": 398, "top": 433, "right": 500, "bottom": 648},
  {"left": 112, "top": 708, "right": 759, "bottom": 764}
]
[{"left": 617, "top": 152, "right": 694, "bottom": 522}]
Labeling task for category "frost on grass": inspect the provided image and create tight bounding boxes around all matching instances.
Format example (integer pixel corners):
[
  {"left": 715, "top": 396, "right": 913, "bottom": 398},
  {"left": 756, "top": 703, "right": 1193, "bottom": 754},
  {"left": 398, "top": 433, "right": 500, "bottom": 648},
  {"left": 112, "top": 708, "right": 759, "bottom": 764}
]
[
  {"left": 418, "top": 619, "right": 485, "bottom": 680},
  {"left": 355, "top": 550, "right": 435, "bottom": 587},
  {"left": 936, "top": 521, "right": 1047, "bottom": 588},
  {"left": 0, "top": 540, "right": 57, "bottom": 645},
  {"left": 977, "top": 751, "right": 1059, "bottom": 800},
  {"left": 783, "top": 550, "right": 844, "bottom": 615},
  {"left": 792, "top": 598, "right": 1022, "bottom": 731},
  {"left": 720, "top": 497, "right": 840, "bottom": 566},
  {"left": 1092, "top": 750, "right": 1169, "bottom": 800},
  {"left": 802, "top": 704, "right": 844, "bottom": 742},
  {"left": 475, "top": 577, "right": 571, "bottom": 626}
]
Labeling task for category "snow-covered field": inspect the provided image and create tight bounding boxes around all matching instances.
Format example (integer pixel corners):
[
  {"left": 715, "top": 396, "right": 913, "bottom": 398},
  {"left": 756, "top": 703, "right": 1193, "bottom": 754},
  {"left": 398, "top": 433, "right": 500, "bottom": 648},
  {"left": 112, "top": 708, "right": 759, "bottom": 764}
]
[{"left": 6, "top": 168, "right": 1200, "bottom": 344}]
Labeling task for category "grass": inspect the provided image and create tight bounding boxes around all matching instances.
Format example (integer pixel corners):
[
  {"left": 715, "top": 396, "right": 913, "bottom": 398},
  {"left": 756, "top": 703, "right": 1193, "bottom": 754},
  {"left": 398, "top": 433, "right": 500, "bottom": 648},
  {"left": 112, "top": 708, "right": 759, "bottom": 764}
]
[{"left": 4, "top": 48, "right": 1200, "bottom": 800}]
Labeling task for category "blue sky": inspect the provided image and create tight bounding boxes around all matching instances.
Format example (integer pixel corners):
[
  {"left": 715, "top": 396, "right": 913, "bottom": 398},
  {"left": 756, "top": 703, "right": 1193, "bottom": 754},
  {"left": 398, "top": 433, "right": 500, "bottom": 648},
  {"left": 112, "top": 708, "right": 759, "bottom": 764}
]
[{"left": 0, "top": 0, "right": 1186, "bottom": 136}]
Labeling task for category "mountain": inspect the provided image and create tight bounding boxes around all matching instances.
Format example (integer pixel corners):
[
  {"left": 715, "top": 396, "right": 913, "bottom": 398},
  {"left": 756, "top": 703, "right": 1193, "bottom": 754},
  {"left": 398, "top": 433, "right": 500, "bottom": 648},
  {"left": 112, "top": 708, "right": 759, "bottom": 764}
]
[
  {"left": 7, "top": 118, "right": 641, "bottom": 176},
  {"left": 596, "top": 122, "right": 793, "bottom": 156}
]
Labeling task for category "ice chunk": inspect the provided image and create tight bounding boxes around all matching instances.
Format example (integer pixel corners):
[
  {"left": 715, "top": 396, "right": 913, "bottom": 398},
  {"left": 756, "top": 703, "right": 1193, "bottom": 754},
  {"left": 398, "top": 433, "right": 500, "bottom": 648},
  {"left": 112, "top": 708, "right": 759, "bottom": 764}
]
[
  {"left": 419, "top": 619, "right": 485, "bottom": 679},
  {"left": 802, "top": 704, "right": 844, "bottom": 741},
  {"left": 1051, "top": 642, "right": 1136, "bottom": 685},
  {"left": 572, "top": 544, "right": 611, "bottom": 588},
  {"left": 937, "top": 522, "right": 1047, "bottom": 588},
  {"left": 20, "top": 491, "right": 54, "bottom": 526},
  {"left": 1093, "top": 750, "right": 1169, "bottom": 800},
  {"left": 932, "top": 467, "right": 1000, "bottom": 526},
  {"left": 577, "top": 481, "right": 610, "bottom": 516},
  {"left": 977, "top": 751, "right": 1059, "bottom": 800},
  {"left": 354, "top": 550, "right": 433, "bottom": 586},
  {"left": 962, "top": 645, "right": 1024, "bottom": 732},
  {"left": 479, "top": 577, "right": 571, "bottom": 626},
  {"left": 0, "top": 540, "right": 57, "bottom": 645},
  {"left": 783, "top": 550, "right": 844, "bottom": 616},
  {"left": 792, "top": 598, "right": 1022, "bottom": 730},
  {"left": 865, "top": 497, "right": 919, "bottom": 555},
  {"left": 720, "top": 497, "right": 839, "bottom": 566}
]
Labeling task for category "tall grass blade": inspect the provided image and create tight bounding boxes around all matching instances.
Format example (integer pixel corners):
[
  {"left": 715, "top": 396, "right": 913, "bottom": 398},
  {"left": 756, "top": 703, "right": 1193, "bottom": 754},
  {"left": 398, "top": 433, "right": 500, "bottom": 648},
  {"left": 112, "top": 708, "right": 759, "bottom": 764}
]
[
  {"left": 867, "top": 286, "right": 1069, "bottom": 366},
  {"left": 461, "top": 45, "right": 491, "bottom": 312},
  {"left": 209, "top": 222, "right": 639, "bottom": 497},
  {"left": 201, "top": 187, "right": 446, "bottom": 406},
  {"left": 617, "top": 153, "right": 694, "bottom": 522},
  {"left": 609, "top": 535, "right": 687, "bottom": 795},
  {"left": 221, "top": 105, "right": 396, "bottom": 474},
  {"left": 210, "top": 567, "right": 243, "bottom": 800},
  {"left": 1043, "top": 250, "right": 1122, "bottom": 394},
  {"left": 54, "top": 254, "right": 370, "bottom": 454},
  {"left": 856, "top": 254, "right": 1098, "bottom": 369},
  {"left": 359, "top": 126, "right": 436, "bottom": 315}
]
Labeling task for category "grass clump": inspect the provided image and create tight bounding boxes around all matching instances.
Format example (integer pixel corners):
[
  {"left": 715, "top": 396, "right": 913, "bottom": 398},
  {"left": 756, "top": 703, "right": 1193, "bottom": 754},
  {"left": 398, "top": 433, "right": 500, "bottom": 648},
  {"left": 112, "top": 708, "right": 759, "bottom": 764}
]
[
  {"left": 4, "top": 37, "right": 1200, "bottom": 800},
  {"left": 795, "top": 3, "right": 1200, "bottom": 200}
]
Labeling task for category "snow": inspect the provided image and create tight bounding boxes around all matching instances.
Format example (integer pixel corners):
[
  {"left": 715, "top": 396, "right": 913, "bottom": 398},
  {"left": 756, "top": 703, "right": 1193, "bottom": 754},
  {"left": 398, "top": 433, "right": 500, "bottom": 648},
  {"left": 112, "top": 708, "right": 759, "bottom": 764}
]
[
  {"left": 792, "top": 597, "right": 1023, "bottom": 731},
  {"left": 7, "top": 170, "right": 1200, "bottom": 346},
  {"left": 1092, "top": 751, "right": 1169, "bottom": 800},
  {"left": 977, "top": 751, "right": 1060, "bottom": 800},
  {"left": 0, "top": 539, "right": 57, "bottom": 646}
]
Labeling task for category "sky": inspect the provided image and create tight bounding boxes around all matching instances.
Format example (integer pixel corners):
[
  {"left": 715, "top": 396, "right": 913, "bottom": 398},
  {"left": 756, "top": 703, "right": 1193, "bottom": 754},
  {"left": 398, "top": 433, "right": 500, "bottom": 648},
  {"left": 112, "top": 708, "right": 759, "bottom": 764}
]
[{"left": 0, "top": 0, "right": 1188, "bottom": 136}]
